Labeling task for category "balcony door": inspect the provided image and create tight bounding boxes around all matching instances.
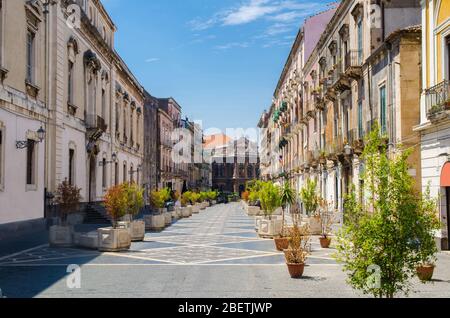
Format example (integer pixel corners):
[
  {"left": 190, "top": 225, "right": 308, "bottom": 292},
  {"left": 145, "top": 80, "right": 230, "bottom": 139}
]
[
  {"left": 446, "top": 36, "right": 450, "bottom": 80},
  {"left": 89, "top": 154, "right": 97, "bottom": 202}
]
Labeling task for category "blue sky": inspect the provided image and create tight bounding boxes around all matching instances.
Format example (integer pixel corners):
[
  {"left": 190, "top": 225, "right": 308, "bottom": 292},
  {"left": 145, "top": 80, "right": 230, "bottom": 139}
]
[{"left": 103, "top": 0, "right": 332, "bottom": 133}]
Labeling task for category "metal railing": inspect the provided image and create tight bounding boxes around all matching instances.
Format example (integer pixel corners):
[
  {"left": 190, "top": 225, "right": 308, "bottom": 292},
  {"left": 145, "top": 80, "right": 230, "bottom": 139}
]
[
  {"left": 344, "top": 50, "right": 363, "bottom": 70},
  {"left": 425, "top": 80, "right": 450, "bottom": 118}
]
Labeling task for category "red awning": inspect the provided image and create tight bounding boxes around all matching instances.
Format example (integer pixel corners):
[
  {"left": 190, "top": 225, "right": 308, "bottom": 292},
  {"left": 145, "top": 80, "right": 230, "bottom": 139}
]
[{"left": 441, "top": 162, "right": 450, "bottom": 187}]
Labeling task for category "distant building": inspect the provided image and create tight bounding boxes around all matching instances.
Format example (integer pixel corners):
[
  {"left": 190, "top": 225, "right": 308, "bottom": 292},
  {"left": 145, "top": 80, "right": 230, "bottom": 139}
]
[{"left": 207, "top": 136, "right": 259, "bottom": 194}]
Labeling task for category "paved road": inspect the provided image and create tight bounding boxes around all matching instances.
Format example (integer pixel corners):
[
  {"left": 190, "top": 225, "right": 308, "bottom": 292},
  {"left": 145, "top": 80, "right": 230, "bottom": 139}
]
[{"left": 0, "top": 203, "right": 449, "bottom": 298}]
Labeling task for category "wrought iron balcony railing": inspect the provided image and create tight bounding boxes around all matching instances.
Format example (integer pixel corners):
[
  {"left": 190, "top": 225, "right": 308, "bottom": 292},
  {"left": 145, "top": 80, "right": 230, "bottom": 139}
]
[{"left": 425, "top": 80, "right": 450, "bottom": 121}]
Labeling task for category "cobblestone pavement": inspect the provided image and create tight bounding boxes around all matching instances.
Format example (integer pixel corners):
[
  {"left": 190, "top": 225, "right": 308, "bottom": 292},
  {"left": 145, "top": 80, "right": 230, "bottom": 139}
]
[{"left": 0, "top": 203, "right": 449, "bottom": 298}]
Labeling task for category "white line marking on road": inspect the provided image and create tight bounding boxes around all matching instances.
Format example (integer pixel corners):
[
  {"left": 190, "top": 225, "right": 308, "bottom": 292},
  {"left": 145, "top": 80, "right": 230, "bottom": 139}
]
[
  {"left": 0, "top": 263, "right": 342, "bottom": 267},
  {"left": 0, "top": 244, "right": 49, "bottom": 262}
]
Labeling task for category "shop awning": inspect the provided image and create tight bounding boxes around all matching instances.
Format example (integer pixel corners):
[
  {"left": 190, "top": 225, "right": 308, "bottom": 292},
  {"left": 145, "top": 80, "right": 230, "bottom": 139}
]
[{"left": 441, "top": 162, "right": 450, "bottom": 187}]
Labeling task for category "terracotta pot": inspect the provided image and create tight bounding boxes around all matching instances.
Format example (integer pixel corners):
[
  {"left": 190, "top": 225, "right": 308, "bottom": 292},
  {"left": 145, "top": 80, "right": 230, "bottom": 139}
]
[
  {"left": 417, "top": 264, "right": 435, "bottom": 282},
  {"left": 320, "top": 237, "right": 332, "bottom": 248},
  {"left": 286, "top": 263, "right": 305, "bottom": 278},
  {"left": 274, "top": 237, "right": 290, "bottom": 251}
]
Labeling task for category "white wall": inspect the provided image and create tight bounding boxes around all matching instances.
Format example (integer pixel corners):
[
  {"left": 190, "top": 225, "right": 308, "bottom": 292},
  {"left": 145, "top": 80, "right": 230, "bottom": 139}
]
[{"left": 0, "top": 108, "right": 45, "bottom": 224}]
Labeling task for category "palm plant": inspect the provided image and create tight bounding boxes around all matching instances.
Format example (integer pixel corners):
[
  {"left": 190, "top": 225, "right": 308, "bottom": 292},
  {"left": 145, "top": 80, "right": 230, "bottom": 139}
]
[{"left": 280, "top": 182, "right": 296, "bottom": 236}]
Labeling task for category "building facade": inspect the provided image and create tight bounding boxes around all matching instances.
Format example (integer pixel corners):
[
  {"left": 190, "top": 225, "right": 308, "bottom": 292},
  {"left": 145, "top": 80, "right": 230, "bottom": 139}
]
[
  {"left": 0, "top": 0, "right": 144, "bottom": 235},
  {"left": 416, "top": 0, "right": 450, "bottom": 250},
  {"left": 259, "top": 0, "right": 422, "bottom": 225},
  {"left": 143, "top": 90, "right": 159, "bottom": 192},
  {"left": 209, "top": 137, "right": 260, "bottom": 194}
]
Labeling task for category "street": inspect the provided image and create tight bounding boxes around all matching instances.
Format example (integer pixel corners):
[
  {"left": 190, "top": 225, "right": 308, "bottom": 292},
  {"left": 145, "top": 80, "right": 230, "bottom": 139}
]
[{"left": 0, "top": 203, "right": 449, "bottom": 298}]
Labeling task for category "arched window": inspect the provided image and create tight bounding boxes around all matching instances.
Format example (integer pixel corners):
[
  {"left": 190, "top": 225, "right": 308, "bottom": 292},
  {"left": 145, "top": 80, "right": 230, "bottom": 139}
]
[{"left": 123, "top": 161, "right": 127, "bottom": 183}]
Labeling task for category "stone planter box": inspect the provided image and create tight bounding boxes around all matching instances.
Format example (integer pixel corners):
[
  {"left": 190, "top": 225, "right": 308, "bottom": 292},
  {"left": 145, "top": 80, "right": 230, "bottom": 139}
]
[
  {"left": 164, "top": 212, "right": 172, "bottom": 226},
  {"left": 258, "top": 218, "right": 283, "bottom": 238},
  {"left": 308, "top": 216, "right": 322, "bottom": 235},
  {"left": 98, "top": 227, "right": 131, "bottom": 252},
  {"left": 129, "top": 220, "right": 145, "bottom": 241},
  {"left": 192, "top": 204, "right": 201, "bottom": 214},
  {"left": 49, "top": 225, "right": 73, "bottom": 247},
  {"left": 273, "top": 207, "right": 283, "bottom": 216},
  {"left": 73, "top": 231, "right": 98, "bottom": 249},
  {"left": 144, "top": 214, "right": 166, "bottom": 231},
  {"left": 212, "top": 200, "right": 217, "bottom": 205},
  {"left": 182, "top": 206, "right": 192, "bottom": 217},
  {"left": 200, "top": 202, "right": 207, "bottom": 210},
  {"left": 171, "top": 210, "right": 179, "bottom": 221},
  {"left": 247, "top": 206, "right": 261, "bottom": 216}
]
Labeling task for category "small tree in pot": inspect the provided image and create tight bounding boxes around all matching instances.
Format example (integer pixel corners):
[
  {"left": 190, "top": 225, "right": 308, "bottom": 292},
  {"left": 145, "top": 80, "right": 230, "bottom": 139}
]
[
  {"left": 123, "top": 183, "right": 145, "bottom": 241},
  {"left": 54, "top": 179, "right": 82, "bottom": 225},
  {"left": 284, "top": 224, "right": 310, "bottom": 278},
  {"left": 414, "top": 187, "right": 441, "bottom": 282},
  {"left": 49, "top": 179, "right": 82, "bottom": 247},
  {"left": 300, "top": 180, "right": 320, "bottom": 234},
  {"left": 274, "top": 182, "right": 295, "bottom": 251},
  {"left": 259, "top": 182, "right": 281, "bottom": 220},
  {"left": 100, "top": 184, "right": 131, "bottom": 252}
]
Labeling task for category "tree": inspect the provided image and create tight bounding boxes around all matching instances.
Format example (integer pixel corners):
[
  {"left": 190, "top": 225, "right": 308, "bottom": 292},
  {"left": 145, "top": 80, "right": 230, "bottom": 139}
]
[
  {"left": 123, "top": 183, "right": 145, "bottom": 220},
  {"left": 259, "top": 182, "right": 281, "bottom": 219},
  {"left": 300, "top": 179, "right": 319, "bottom": 216},
  {"left": 334, "top": 124, "right": 441, "bottom": 298},
  {"left": 104, "top": 185, "right": 128, "bottom": 228},
  {"left": 54, "top": 179, "right": 82, "bottom": 225},
  {"left": 280, "top": 182, "right": 296, "bottom": 236}
]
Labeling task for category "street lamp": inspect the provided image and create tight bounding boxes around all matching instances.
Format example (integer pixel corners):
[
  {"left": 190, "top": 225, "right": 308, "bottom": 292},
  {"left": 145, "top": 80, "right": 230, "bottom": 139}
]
[
  {"left": 99, "top": 152, "right": 118, "bottom": 166},
  {"left": 16, "top": 126, "right": 46, "bottom": 149}
]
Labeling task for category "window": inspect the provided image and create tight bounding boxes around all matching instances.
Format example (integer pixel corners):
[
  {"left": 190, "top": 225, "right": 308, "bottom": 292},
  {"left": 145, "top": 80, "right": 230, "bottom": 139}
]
[
  {"left": 358, "top": 101, "right": 363, "bottom": 138},
  {"left": 380, "top": 85, "right": 387, "bottom": 134},
  {"left": 115, "top": 102, "right": 120, "bottom": 133},
  {"left": 130, "top": 110, "right": 134, "bottom": 145},
  {"left": 357, "top": 19, "right": 363, "bottom": 64},
  {"left": 102, "top": 158, "right": 107, "bottom": 188},
  {"left": 26, "top": 30, "right": 35, "bottom": 82},
  {"left": 26, "top": 140, "right": 36, "bottom": 186},
  {"left": 123, "top": 107, "right": 127, "bottom": 141},
  {"left": 123, "top": 162, "right": 127, "bottom": 183},
  {"left": 114, "top": 162, "right": 119, "bottom": 186},
  {"left": 101, "top": 89, "right": 106, "bottom": 119},
  {"left": 69, "top": 148, "right": 75, "bottom": 185},
  {"left": 68, "top": 61, "right": 74, "bottom": 104}
]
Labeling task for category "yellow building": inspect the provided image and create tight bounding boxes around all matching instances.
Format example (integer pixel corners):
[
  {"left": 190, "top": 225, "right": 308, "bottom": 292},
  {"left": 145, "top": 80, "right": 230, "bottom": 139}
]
[{"left": 416, "top": 0, "right": 450, "bottom": 250}]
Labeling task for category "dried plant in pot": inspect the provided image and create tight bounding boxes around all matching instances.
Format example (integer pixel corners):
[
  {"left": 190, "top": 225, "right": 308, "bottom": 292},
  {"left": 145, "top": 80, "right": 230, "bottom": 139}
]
[
  {"left": 318, "top": 198, "right": 335, "bottom": 248},
  {"left": 284, "top": 224, "right": 310, "bottom": 278}
]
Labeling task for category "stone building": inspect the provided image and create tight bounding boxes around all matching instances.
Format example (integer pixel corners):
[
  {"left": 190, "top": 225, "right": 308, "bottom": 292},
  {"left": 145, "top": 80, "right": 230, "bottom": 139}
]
[
  {"left": 259, "top": 0, "right": 422, "bottom": 223},
  {"left": 209, "top": 136, "right": 260, "bottom": 194},
  {"left": 0, "top": 0, "right": 144, "bottom": 236},
  {"left": 143, "top": 90, "right": 159, "bottom": 191},
  {"left": 415, "top": 0, "right": 450, "bottom": 250}
]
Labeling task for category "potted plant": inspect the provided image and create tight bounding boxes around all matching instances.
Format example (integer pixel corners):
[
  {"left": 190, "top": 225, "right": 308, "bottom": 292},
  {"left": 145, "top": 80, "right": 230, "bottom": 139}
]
[
  {"left": 284, "top": 224, "right": 310, "bottom": 278},
  {"left": 122, "top": 183, "right": 145, "bottom": 242},
  {"left": 258, "top": 182, "right": 283, "bottom": 238},
  {"left": 181, "top": 192, "right": 193, "bottom": 217},
  {"left": 49, "top": 180, "right": 82, "bottom": 247},
  {"left": 190, "top": 192, "right": 202, "bottom": 213},
  {"left": 208, "top": 190, "right": 218, "bottom": 205},
  {"left": 275, "top": 182, "right": 295, "bottom": 251},
  {"left": 100, "top": 185, "right": 131, "bottom": 252},
  {"left": 414, "top": 188, "right": 441, "bottom": 282},
  {"left": 318, "top": 198, "right": 334, "bottom": 248},
  {"left": 300, "top": 179, "right": 320, "bottom": 234},
  {"left": 145, "top": 189, "right": 168, "bottom": 231}
]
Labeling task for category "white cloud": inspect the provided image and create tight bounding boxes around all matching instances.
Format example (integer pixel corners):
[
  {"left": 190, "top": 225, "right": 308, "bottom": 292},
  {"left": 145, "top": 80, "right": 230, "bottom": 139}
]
[
  {"left": 222, "top": 0, "right": 279, "bottom": 26},
  {"left": 214, "top": 42, "right": 250, "bottom": 50},
  {"left": 145, "top": 58, "right": 160, "bottom": 63}
]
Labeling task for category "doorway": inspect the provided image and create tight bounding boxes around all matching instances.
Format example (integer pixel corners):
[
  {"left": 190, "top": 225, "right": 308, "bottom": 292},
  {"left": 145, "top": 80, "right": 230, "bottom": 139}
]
[{"left": 89, "top": 154, "right": 97, "bottom": 202}]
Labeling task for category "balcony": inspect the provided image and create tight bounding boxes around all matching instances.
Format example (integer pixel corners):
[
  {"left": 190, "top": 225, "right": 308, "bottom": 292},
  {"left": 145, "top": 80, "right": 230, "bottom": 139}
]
[
  {"left": 86, "top": 115, "right": 108, "bottom": 142},
  {"left": 425, "top": 80, "right": 450, "bottom": 122},
  {"left": 331, "top": 63, "right": 351, "bottom": 93},
  {"left": 344, "top": 50, "right": 363, "bottom": 79},
  {"left": 349, "top": 128, "right": 364, "bottom": 155}
]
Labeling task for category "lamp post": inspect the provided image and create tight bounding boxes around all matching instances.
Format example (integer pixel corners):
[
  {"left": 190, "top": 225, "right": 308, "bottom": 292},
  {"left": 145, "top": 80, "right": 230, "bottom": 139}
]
[
  {"left": 16, "top": 126, "right": 46, "bottom": 149},
  {"left": 99, "top": 152, "right": 118, "bottom": 166}
]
